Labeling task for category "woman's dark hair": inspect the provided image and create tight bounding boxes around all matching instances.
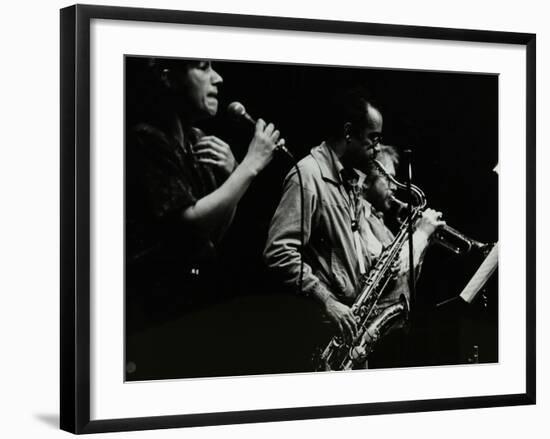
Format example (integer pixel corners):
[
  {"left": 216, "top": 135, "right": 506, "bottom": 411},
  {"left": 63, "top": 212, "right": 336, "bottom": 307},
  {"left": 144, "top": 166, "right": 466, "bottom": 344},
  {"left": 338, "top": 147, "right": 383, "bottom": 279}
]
[{"left": 125, "top": 56, "right": 201, "bottom": 129}]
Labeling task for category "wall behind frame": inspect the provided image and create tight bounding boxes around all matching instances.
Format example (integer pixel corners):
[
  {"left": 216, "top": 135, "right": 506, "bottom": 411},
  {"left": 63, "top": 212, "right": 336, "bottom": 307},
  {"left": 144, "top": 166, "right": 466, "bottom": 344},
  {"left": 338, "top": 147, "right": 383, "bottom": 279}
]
[{"left": 0, "top": 0, "right": 546, "bottom": 438}]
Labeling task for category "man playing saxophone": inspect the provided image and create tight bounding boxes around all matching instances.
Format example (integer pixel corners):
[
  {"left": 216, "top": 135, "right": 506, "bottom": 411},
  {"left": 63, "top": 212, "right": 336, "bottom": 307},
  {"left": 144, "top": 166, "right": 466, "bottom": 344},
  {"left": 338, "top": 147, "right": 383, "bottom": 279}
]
[
  {"left": 263, "top": 88, "right": 444, "bottom": 370},
  {"left": 264, "top": 90, "right": 383, "bottom": 355}
]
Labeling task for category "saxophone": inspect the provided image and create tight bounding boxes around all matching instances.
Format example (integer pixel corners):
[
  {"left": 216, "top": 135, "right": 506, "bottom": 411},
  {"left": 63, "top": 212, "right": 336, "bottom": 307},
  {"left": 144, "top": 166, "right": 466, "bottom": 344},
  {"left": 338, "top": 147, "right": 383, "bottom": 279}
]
[
  {"left": 316, "top": 157, "right": 491, "bottom": 371},
  {"left": 316, "top": 160, "right": 426, "bottom": 371}
]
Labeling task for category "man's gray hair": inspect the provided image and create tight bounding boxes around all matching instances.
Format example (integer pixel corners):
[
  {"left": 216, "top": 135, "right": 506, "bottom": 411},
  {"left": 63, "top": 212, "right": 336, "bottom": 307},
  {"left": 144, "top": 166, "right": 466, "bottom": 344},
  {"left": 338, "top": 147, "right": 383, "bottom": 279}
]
[{"left": 365, "top": 144, "right": 400, "bottom": 184}]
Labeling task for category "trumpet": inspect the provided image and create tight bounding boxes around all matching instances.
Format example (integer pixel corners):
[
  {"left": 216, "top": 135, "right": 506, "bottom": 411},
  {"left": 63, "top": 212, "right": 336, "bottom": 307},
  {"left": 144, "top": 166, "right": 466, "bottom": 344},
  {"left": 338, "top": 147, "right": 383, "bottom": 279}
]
[
  {"left": 390, "top": 197, "right": 489, "bottom": 255},
  {"left": 372, "top": 159, "right": 490, "bottom": 255}
]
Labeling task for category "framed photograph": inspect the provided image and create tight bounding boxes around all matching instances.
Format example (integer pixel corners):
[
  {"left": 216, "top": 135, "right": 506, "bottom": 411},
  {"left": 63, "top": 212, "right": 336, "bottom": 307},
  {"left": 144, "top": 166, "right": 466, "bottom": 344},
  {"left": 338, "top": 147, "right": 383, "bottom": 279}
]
[{"left": 60, "top": 4, "right": 536, "bottom": 434}]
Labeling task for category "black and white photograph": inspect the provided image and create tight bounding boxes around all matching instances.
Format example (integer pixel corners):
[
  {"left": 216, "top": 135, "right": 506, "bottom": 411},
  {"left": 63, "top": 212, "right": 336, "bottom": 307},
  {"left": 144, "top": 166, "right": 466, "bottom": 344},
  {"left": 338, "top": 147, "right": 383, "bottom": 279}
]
[
  {"left": 1, "top": 0, "right": 545, "bottom": 436},
  {"left": 56, "top": 3, "right": 536, "bottom": 434},
  {"left": 124, "top": 56, "right": 499, "bottom": 382}
]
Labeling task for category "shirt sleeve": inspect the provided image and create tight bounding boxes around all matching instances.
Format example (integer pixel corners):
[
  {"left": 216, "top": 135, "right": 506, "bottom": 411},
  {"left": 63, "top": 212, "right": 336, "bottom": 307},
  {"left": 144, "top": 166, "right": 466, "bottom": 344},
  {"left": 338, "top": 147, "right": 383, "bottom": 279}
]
[
  {"left": 397, "top": 228, "right": 430, "bottom": 279},
  {"left": 129, "top": 127, "right": 197, "bottom": 220},
  {"left": 264, "top": 170, "right": 337, "bottom": 302}
]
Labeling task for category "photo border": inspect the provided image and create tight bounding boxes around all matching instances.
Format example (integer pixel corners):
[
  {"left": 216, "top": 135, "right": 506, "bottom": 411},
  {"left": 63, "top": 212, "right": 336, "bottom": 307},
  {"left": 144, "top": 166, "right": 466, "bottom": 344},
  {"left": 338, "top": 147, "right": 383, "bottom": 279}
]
[{"left": 60, "top": 4, "right": 536, "bottom": 434}]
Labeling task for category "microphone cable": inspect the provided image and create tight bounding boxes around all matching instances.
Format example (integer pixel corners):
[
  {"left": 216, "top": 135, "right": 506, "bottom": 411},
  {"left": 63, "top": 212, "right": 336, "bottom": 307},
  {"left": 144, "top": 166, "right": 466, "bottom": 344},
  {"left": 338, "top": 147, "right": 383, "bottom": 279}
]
[{"left": 227, "top": 102, "right": 305, "bottom": 296}]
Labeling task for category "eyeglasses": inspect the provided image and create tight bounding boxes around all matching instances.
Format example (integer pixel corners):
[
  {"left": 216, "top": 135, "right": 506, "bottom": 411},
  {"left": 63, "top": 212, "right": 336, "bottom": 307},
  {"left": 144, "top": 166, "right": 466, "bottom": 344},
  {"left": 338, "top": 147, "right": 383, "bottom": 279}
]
[
  {"left": 367, "top": 133, "right": 383, "bottom": 146},
  {"left": 364, "top": 134, "right": 383, "bottom": 157}
]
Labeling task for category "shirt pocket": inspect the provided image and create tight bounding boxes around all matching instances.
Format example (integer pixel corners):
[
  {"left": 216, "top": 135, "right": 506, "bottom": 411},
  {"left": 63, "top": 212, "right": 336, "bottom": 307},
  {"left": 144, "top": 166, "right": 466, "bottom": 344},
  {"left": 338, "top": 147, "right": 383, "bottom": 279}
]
[{"left": 329, "top": 248, "right": 355, "bottom": 301}]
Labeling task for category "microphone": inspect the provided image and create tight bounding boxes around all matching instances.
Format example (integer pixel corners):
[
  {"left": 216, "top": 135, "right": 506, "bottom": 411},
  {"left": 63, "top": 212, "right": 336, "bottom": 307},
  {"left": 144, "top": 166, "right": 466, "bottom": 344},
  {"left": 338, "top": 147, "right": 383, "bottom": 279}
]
[
  {"left": 227, "top": 104, "right": 302, "bottom": 297},
  {"left": 227, "top": 101, "right": 256, "bottom": 125},
  {"left": 227, "top": 101, "right": 294, "bottom": 159}
]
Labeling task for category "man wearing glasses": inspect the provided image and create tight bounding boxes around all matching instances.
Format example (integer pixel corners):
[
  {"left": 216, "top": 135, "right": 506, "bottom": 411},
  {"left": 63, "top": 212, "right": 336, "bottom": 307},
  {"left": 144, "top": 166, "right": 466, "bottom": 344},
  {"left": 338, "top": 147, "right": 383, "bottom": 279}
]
[
  {"left": 358, "top": 144, "right": 444, "bottom": 368},
  {"left": 264, "top": 89, "right": 386, "bottom": 363}
]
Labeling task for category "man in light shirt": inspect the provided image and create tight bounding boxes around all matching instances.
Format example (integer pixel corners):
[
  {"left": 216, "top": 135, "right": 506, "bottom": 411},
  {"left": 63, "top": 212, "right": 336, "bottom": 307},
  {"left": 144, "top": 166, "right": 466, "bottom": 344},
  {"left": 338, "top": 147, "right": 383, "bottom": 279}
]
[{"left": 358, "top": 143, "right": 444, "bottom": 367}]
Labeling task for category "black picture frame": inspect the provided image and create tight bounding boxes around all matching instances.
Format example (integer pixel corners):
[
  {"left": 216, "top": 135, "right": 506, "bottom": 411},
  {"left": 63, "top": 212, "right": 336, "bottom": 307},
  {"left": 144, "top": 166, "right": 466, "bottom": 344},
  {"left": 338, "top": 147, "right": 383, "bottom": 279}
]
[{"left": 60, "top": 4, "right": 536, "bottom": 434}]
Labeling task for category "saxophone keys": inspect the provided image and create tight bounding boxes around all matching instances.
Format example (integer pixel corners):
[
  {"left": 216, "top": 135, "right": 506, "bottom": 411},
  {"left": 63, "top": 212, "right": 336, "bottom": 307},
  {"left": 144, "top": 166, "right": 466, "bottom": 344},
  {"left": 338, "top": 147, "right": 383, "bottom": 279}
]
[{"left": 349, "top": 345, "right": 367, "bottom": 363}]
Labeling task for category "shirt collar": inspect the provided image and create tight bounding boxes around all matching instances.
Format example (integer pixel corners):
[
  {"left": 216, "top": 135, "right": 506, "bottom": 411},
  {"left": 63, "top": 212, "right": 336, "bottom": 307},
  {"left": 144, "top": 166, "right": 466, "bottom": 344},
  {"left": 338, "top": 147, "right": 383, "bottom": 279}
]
[
  {"left": 311, "top": 142, "right": 365, "bottom": 187},
  {"left": 363, "top": 199, "right": 386, "bottom": 220},
  {"left": 340, "top": 167, "right": 359, "bottom": 185}
]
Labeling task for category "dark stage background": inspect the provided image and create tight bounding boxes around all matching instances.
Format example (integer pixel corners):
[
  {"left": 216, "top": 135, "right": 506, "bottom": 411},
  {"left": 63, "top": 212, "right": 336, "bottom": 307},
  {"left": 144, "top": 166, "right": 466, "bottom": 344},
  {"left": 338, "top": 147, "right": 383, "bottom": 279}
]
[{"left": 125, "top": 57, "right": 498, "bottom": 380}]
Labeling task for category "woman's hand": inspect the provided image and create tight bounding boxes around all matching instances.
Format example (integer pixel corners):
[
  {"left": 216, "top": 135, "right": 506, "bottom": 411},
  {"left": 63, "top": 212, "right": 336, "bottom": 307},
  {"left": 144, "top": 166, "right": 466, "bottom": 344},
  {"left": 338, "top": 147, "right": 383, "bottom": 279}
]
[
  {"left": 193, "top": 135, "right": 237, "bottom": 177},
  {"left": 241, "top": 119, "right": 282, "bottom": 176}
]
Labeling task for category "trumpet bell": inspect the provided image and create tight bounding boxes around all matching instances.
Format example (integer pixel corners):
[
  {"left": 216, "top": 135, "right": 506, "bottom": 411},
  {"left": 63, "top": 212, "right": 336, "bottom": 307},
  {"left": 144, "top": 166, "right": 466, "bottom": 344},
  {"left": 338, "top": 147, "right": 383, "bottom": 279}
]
[{"left": 432, "top": 226, "right": 490, "bottom": 255}]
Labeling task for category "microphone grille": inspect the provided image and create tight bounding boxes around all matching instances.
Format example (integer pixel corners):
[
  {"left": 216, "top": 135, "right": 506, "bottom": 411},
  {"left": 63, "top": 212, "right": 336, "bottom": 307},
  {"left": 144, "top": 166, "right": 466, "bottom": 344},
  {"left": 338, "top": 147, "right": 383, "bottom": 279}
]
[{"left": 227, "top": 101, "right": 246, "bottom": 118}]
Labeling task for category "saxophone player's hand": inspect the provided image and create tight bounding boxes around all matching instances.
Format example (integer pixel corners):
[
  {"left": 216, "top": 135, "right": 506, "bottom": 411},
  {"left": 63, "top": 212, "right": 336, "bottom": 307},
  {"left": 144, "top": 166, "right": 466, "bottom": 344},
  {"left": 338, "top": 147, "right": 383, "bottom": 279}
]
[
  {"left": 324, "top": 297, "right": 358, "bottom": 343},
  {"left": 390, "top": 257, "right": 401, "bottom": 280}
]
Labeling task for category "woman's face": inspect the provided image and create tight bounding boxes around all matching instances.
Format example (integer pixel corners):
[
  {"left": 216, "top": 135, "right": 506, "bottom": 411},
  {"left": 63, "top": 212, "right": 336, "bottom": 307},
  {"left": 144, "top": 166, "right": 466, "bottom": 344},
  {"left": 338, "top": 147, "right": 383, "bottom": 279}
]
[{"left": 171, "top": 61, "right": 223, "bottom": 120}]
